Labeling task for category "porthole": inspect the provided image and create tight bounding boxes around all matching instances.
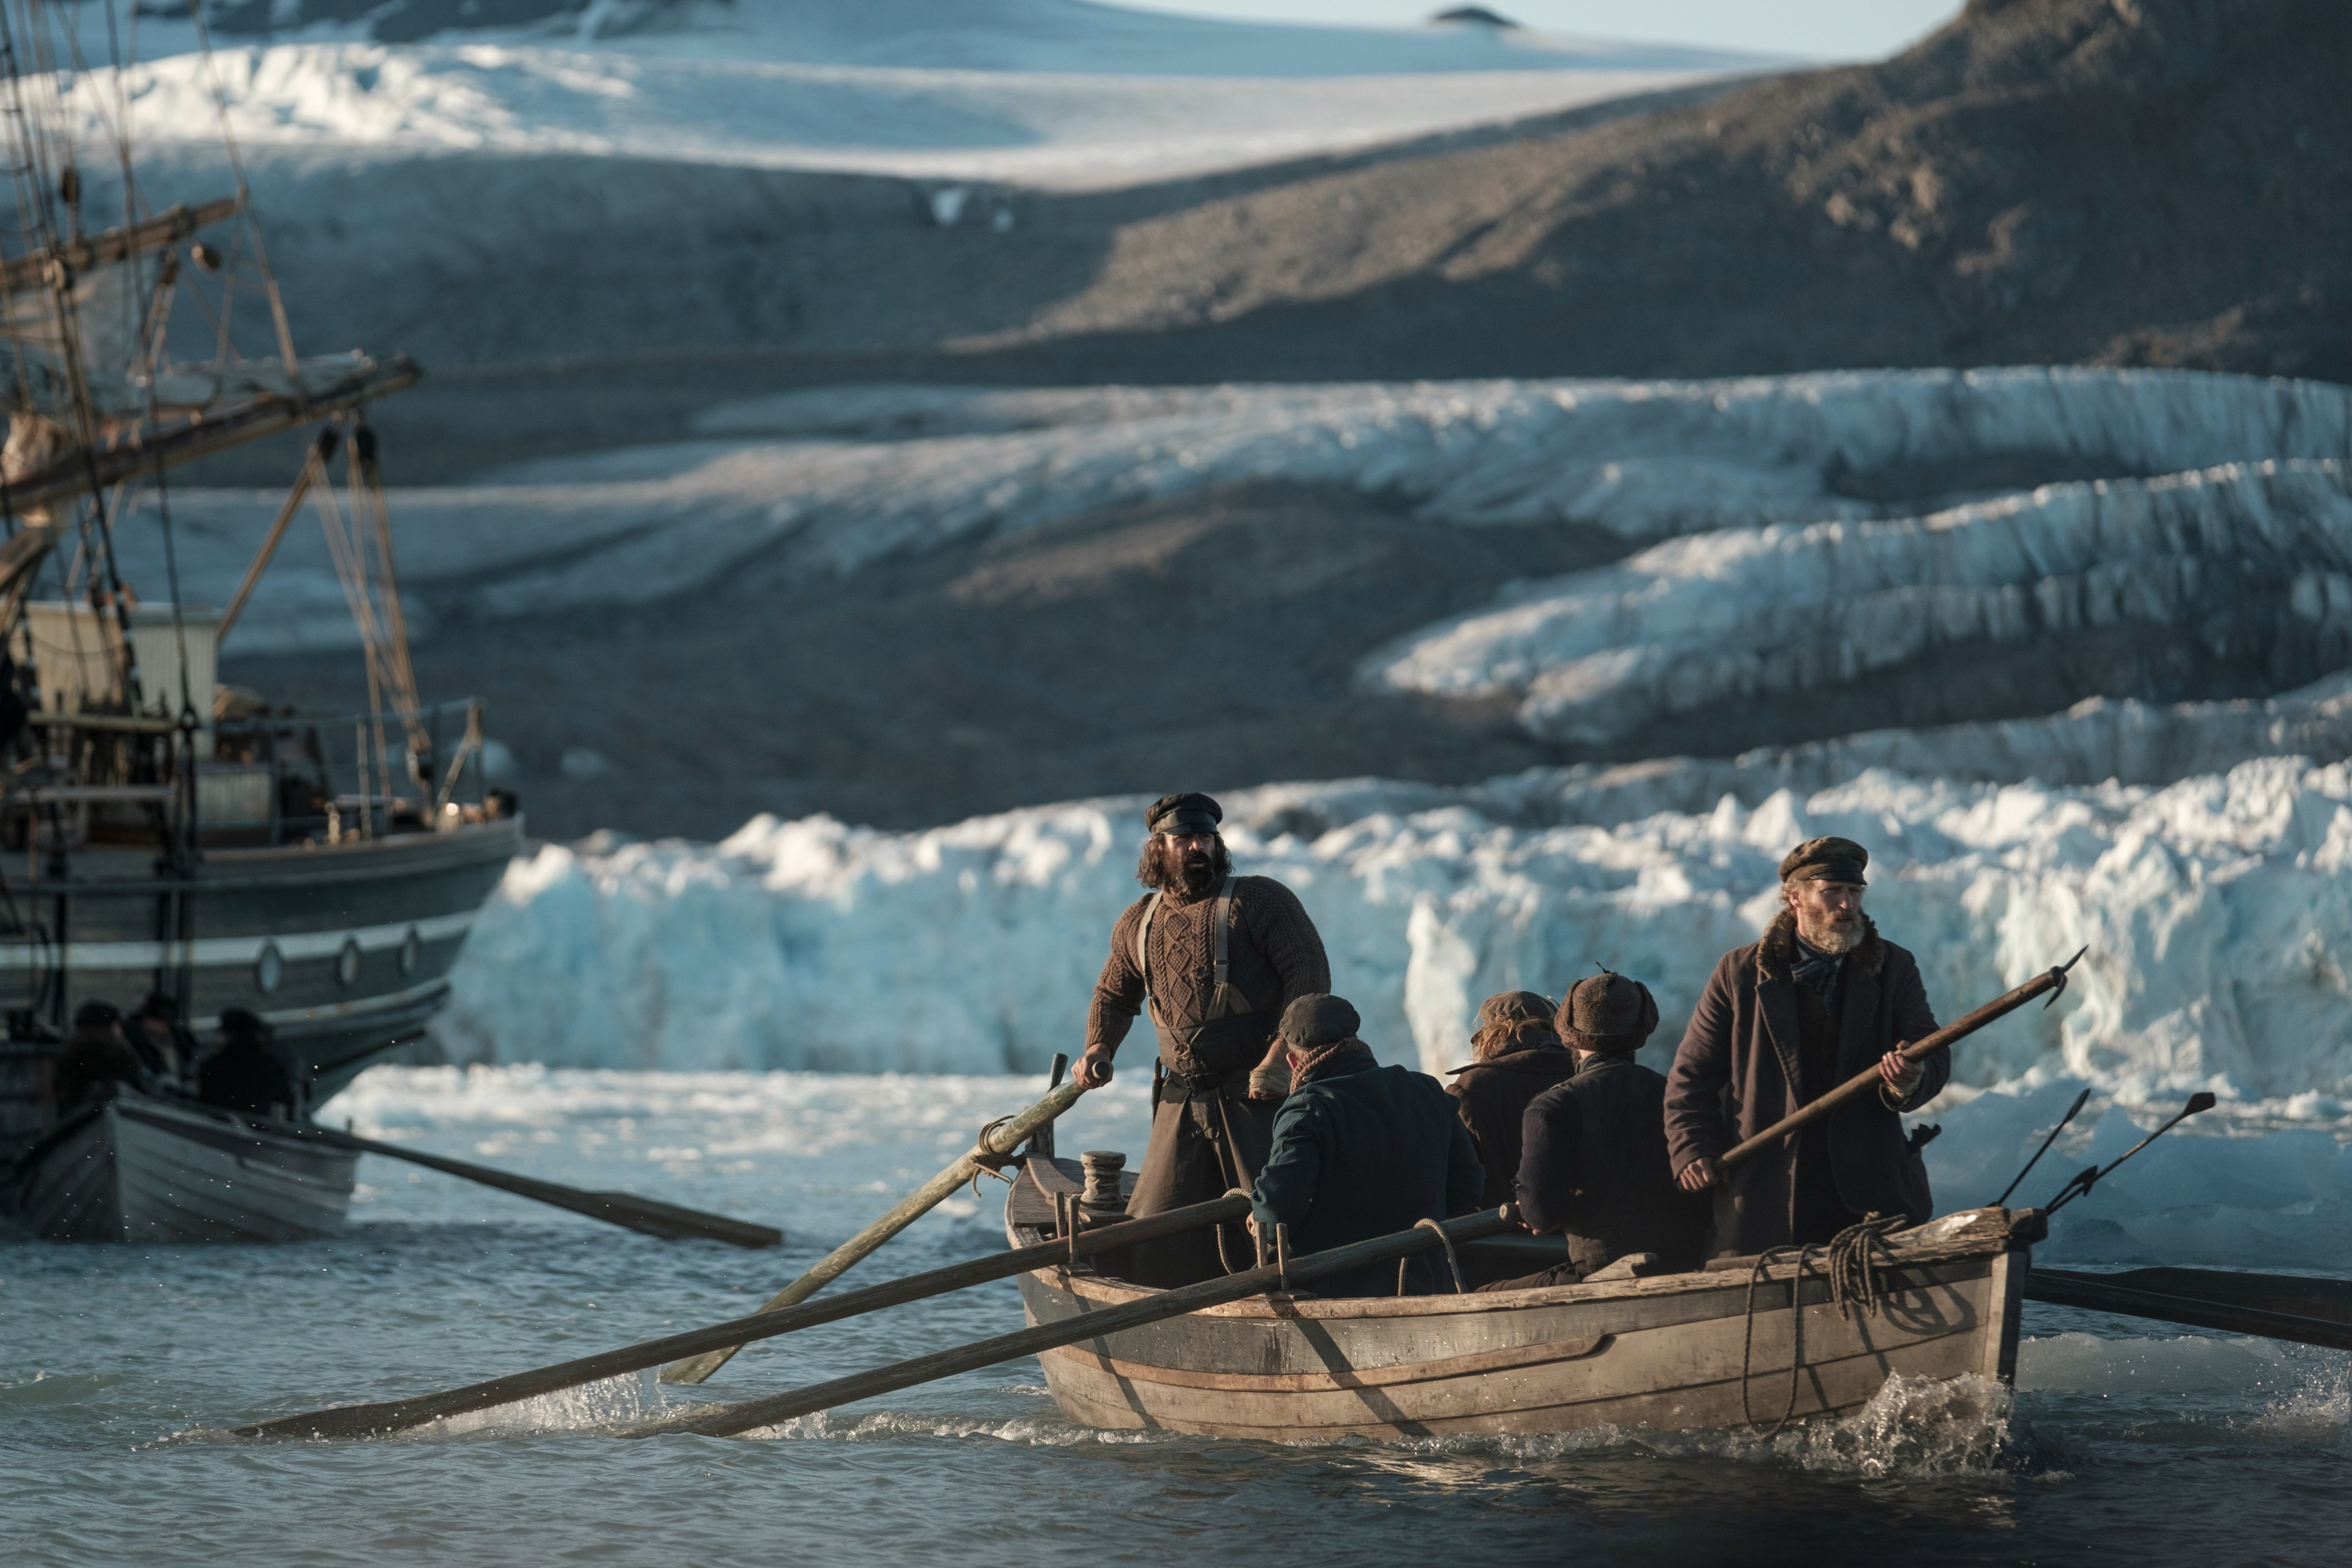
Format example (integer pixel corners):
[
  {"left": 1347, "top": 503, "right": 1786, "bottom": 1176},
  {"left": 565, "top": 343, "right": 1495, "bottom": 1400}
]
[
  {"left": 397, "top": 925, "right": 422, "bottom": 977},
  {"left": 254, "top": 943, "right": 284, "bottom": 995},
  {"left": 335, "top": 937, "right": 363, "bottom": 989}
]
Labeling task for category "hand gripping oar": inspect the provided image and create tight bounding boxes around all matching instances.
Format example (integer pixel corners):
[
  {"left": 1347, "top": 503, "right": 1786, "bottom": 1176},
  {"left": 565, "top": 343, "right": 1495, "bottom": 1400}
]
[
  {"left": 278, "top": 1119, "right": 781, "bottom": 1249},
  {"left": 236, "top": 1189, "right": 1249, "bottom": 1441},
  {"left": 1719, "top": 947, "right": 2087, "bottom": 1172},
  {"left": 619, "top": 1204, "right": 1525, "bottom": 1440},
  {"left": 1992, "top": 1086, "right": 2093, "bottom": 1207},
  {"left": 662, "top": 1069, "right": 1101, "bottom": 1385},
  {"left": 2041, "top": 1091, "right": 2218, "bottom": 1213}
]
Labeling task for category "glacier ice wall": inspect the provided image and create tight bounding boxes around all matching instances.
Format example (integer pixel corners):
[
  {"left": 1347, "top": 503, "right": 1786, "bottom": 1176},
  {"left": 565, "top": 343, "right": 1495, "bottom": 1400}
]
[
  {"left": 442, "top": 754, "right": 2352, "bottom": 1124},
  {"left": 1365, "top": 459, "right": 2352, "bottom": 740},
  {"left": 113, "top": 368, "right": 2352, "bottom": 654}
]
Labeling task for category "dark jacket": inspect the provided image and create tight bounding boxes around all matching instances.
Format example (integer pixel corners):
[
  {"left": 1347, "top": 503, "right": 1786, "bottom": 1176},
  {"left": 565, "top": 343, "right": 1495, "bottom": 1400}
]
[
  {"left": 1251, "top": 1047, "right": 1485, "bottom": 1297},
  {"left": 1448, "top": 1042, "right": 1578, "bottom": 1210},
  {"left": 1516, "top": 1052, "right": 1709, "bottom": 1276},
  {"left": 1663, "top": 913, "right": 1944, "bottom": 1259},
  {"left": 198, "top": 1039, "right": 301, "bottom": 1117},
  {"left": 50, "top": 1029, "right": 148, "bottom": 1114}
]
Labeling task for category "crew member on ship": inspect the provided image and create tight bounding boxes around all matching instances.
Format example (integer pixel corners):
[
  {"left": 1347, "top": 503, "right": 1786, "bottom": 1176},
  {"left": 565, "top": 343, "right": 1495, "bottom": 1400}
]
[
  {"left": 1446, "top": 990, "right": 1575, "bottom": 1212},
  {"left": 1248, "top": 993, "right": 1485, "bottom": 1297},
  {"left": 198, "top": 1008, "right": 303, "bottom": 1121},
  {"left": 1077, "top": 791, "right": 1331, "bottom": 1287},
  {"left": 47, "top": 1001, "right": 150, "bottom": 1116},
  {"left": 1477, "top": 970, "right": 1707, "bottom": 1289},
  {"left": 1664, "top": 837, "right": 1943, "bottom": 1257}
]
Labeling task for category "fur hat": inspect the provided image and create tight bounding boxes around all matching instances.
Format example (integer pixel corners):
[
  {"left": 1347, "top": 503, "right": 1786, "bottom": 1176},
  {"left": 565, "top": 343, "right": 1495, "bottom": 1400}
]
[
  {"left": 1779, "top": 835, "right": 1869, "bottom": 886},
  {"left": 1280, "top": 992, "right": 1361, "bottom": 1049},
  {"left": 1145, "top": 791, "right": 1223, "bottom": 837},
  {"left": 1556, "top": 970, "right": 1659, "bottom": 1053}
]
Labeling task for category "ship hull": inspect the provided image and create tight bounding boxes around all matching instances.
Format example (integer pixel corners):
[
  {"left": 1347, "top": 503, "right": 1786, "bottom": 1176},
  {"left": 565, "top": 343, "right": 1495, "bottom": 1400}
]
[
  {"left": 9, "top": 1096, "right": 356, "bottom": 1242},
  {"left": 0, "top": 817, "right": 521, "bottom": 1101}
]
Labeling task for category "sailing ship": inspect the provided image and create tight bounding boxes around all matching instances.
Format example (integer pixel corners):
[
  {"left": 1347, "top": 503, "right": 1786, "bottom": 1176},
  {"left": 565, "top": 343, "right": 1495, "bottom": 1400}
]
[
  {"left": 0, "top": 3, "right": 516, "bottom": 1234},
  {"left": 1007, "top": 1153, "right": 2025, "bottom": 1439}
]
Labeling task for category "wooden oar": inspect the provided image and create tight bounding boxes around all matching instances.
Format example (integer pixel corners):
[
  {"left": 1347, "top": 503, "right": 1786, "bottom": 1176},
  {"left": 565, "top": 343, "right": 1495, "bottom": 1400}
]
[
  {"left": 2025, "top": 1268, "right": 2352, "bottom": 1353},
  {"left": 624, "top": 1205, "right": 1523, "bottom": 1440},
  {"left": 662, "top": 1071, "right": 1099, "bottom": 1384},
  {"left": 1721, "top": 948, "right": 2086, "bottom": 1170},
  {"left": 236, "top": 1191, "right": 1250, "bottom": 1441},
  {"left": 286, "top": 1121, "right": 781, "bottom": 1250}
]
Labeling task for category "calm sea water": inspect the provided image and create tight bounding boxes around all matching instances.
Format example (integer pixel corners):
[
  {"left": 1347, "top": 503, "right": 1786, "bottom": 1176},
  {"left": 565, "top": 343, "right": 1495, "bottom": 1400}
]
[{"left": 3, "top": 1068, "right": 2346, "bottom": 1568}]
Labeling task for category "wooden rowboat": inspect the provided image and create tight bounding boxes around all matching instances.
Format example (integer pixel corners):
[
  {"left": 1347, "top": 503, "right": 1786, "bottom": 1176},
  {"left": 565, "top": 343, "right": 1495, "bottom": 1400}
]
[
  {"left": 1006, "top": 1155, "right": 2027, "bottom": 1441},
  {"left": 5, "top": 1095, "right": 357, "bottom": 1242}
]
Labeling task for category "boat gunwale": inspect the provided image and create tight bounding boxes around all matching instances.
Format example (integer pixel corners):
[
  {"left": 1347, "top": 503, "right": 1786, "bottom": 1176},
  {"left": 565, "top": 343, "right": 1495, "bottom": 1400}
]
[{"left": 1006, "top": 1205, "right": 2022, "bottom": 1322}]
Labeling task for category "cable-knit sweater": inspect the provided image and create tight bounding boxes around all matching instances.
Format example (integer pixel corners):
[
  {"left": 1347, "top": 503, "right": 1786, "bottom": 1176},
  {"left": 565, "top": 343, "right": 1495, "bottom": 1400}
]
[{"left": 1087, "top": 875, "right": 1329, "bottom": 1079}]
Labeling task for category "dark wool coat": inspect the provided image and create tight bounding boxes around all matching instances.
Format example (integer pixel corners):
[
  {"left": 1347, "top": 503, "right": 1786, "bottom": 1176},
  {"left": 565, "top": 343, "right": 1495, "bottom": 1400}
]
[
  {"left": 1662, "top": 913, "right": 1944, "bottom": 1259},
  {"left": 1447, "top": 1042, "right": 1578, "bottom": 1210},
  {"left": 1251, "top": 1049, "right": 1485, "bottom": 1297},
  {"left": 1517, "top": 1053, "right": 1709, "bottom": 1276}
]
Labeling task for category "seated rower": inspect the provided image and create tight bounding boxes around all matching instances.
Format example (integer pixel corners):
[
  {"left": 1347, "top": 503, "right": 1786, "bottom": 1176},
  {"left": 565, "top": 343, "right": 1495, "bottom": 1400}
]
[
  {"left": 1479, "top": 970, "right": 1708, "bottom": 1291},
  {"left": 198, "top": 1008, "right": 302, "bottom": 1120},
  {"left": 1249, "top": 993, "right": 1485, "bottom": 1297},
  {"left": 1447, "top": 989, "right": 1575, "bottom": 1212},
  {"left": 48, "top": 1001, "right": 151, "bottom": 1116}
]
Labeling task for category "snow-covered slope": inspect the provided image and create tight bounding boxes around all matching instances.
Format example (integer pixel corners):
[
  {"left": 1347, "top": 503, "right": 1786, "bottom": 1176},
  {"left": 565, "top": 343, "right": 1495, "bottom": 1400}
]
[
  {"left": 442, "top": 752, "right": 2352, "bottom": 1134},
  {"left": 1366, "top": 459, "right": 2352, "bottom": 742},
  {"left": 53, "top": 2, "right": 1760, "bottom": 187},
  {"left": 113, "top": 369, "right": 2352, "bottom": 655}
]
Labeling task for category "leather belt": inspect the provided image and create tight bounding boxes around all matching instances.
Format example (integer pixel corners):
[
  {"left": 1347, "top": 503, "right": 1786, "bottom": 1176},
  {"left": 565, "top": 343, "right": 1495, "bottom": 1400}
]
[{"left": 1158, "top": 1066, "right": 1250, "bottom": 1104}]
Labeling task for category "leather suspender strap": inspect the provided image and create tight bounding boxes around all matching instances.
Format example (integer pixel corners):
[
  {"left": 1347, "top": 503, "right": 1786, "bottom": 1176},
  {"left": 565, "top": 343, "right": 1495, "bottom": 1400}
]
[
  {"left": 1136, "top": 891, "right": 1161, "bottom": 1025},
  {"left": 1210, "top": 875, "right": 1245, "bottom": 1017}
]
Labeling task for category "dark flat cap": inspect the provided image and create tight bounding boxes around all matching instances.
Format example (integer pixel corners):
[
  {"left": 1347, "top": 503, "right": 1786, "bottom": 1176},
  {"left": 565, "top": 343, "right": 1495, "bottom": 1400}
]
[
  {"left": 1557, "top": 970, "right": 1659, "bottom": 1052},
  {"left": 1146, "top": 791, "right": 1223, "bottom": 837},
  {"left": 1280, "top": 992, "right": 1360, "bottom": 1049},
  {"left": 1779, "top": 835, "right": 1869, "bottom": 886}
]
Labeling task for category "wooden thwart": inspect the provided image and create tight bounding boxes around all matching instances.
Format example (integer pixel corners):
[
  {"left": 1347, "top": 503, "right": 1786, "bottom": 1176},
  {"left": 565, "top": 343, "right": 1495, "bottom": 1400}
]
[
  {"left": 237, "top": 1192, "right": 1248, "bottom": 1441},
  {"left": 660, "top": 1074, "right": 1096, "bottom": 1384},
  {"left": 621, "top": 1206, "right": 1524, "bottom": 1440}
]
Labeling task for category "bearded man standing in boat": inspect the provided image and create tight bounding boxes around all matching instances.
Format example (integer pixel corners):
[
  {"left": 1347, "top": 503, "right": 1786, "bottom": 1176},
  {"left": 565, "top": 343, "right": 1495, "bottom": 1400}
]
[
  {"left": 1664, "top": 836, "right": 1944, "bottom": 1257},
  {"left": 1077, "top": 792, "right": 1332, "bottom": 1286}
]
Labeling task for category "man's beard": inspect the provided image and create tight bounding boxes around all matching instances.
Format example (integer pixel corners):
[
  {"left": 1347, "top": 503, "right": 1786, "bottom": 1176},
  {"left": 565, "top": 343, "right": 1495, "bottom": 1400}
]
[
  {"left": 1797, "top": 911, "right": 1863, "bottom": 954},
  {"left": 1137, "top": 835, "right": 1232, "bottom": 897}
]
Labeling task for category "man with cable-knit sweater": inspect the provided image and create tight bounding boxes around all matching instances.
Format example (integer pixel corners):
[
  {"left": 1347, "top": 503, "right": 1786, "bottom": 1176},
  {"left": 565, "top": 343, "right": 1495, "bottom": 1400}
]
[{"left": 1076, "top": 791, "right": 1330, "bottom": 1287}]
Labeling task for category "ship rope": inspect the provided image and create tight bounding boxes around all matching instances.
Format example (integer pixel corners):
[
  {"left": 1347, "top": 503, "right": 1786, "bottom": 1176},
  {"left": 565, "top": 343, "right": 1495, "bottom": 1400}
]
[{"left": 1739, "top": 1212, "right": 1905, "bottom": 1436}]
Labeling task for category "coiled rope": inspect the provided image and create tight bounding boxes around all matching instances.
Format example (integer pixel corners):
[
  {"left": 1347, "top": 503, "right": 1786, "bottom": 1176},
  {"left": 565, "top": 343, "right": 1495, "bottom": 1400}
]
[{"left": 1740, "top": 1212, "right": 1907, "bottom": 1434}]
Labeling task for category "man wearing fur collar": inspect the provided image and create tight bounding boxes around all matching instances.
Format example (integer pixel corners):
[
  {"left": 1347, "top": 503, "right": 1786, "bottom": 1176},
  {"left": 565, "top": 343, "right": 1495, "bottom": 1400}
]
[{"left": 1663, "top": 835, "right": 1945, "bottom": 1257}]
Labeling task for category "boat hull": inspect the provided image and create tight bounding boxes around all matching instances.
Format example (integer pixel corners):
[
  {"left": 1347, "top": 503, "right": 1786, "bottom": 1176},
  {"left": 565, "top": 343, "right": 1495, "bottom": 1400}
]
[
  {"left": 8, "top": 1096, "right": 357, "bottom": 1242},
  {"left": 1006, "top": 1163, "right": 2024, "bottom": 1441}
]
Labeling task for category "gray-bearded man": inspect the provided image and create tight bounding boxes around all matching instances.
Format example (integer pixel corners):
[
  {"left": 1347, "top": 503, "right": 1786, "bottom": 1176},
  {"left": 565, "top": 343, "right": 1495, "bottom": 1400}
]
[
  {"left": 1077, "top": 791, "right": 1331, "bottom": 1287},
  {"left": 1663, "top": 835, "right": 1944, "bottom": 1257}
]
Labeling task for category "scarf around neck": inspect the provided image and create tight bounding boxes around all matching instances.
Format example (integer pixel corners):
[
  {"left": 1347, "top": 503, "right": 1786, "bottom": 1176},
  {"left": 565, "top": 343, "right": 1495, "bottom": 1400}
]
[{"left": 1790, "top": 935, "right": 1845, "bottom": 1003}]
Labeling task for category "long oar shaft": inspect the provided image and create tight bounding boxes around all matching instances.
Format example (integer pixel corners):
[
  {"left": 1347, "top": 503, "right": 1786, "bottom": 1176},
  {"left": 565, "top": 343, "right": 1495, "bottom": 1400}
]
[
  {"left": 1723, "top": 952, "right": 2081, "bottom": 1169},
  {"left": 301, "top": 1125, "right": 781, "bottom": 1249},
  {"left": 632, "top": 1206, "right": 1521, "bottom": 1441},
  {"left": 662, "top": 1076, "right": 1093, "bottom": 1384},
  {"left": 1994, "top": 1087, "right": 2092, "bottom": 1207},
  {"left": 2025, "top": 1269, "right": 2352, "bottom": 1353},
  {"left": 236, "top": 1191, "right": 1250, "bottom": 1441}
]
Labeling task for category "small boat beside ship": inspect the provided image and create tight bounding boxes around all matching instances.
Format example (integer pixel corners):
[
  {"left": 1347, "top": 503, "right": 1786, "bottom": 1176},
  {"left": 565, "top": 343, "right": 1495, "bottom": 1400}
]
[
  {"left": 0, "top": 4, "right": 515, "bottom": 1237},
  {"left": 1006, "top": 1152, "right": 2025, "bottom": 1441}
]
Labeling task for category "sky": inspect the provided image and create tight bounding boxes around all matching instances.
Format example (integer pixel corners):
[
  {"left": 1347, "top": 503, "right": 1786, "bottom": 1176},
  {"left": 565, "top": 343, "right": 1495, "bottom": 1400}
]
[{"left": 1118, "top": 2, "right": 1964, "bottom": 61}]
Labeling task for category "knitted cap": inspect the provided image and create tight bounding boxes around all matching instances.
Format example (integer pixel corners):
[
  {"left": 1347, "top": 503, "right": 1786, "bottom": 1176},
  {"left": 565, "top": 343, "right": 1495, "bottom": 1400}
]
[
  {"left": 1145, "top": 791, "right": 1223, "bottom": 837},
  {"left": 1779, "top": 835, "right": 1869, "bottom": 886},
  {"left": 1556, "top": 970, "right": 1659, "bottom": 1053},
  {"left": 1280, "top": 992, "right": 1361, "bottom": 1049}
]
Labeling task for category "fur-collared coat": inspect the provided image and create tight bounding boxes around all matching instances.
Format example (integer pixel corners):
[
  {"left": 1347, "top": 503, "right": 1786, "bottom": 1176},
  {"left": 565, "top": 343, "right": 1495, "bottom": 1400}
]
[{"left": 1662, "top": 912, "right": 1943, "bottom": 1259}]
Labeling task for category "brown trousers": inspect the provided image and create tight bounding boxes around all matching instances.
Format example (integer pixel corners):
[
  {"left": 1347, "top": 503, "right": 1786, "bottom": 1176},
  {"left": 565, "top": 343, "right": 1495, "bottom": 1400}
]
[{"left": 1123, "top": 1088, "right": 1276, "bottom": 1287}]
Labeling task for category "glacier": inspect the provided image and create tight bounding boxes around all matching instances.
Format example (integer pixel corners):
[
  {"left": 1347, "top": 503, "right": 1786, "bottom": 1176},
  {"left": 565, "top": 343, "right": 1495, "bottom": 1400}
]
[
  {"left": 1365, "top": 458, "right": 2352, "bottom": 741},
  {"left": 110, "top": 368, "right": 2352, "bottom": 654},
  {"left": 442, "top": 751, "right": 2352, "bottom": 1120}
]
